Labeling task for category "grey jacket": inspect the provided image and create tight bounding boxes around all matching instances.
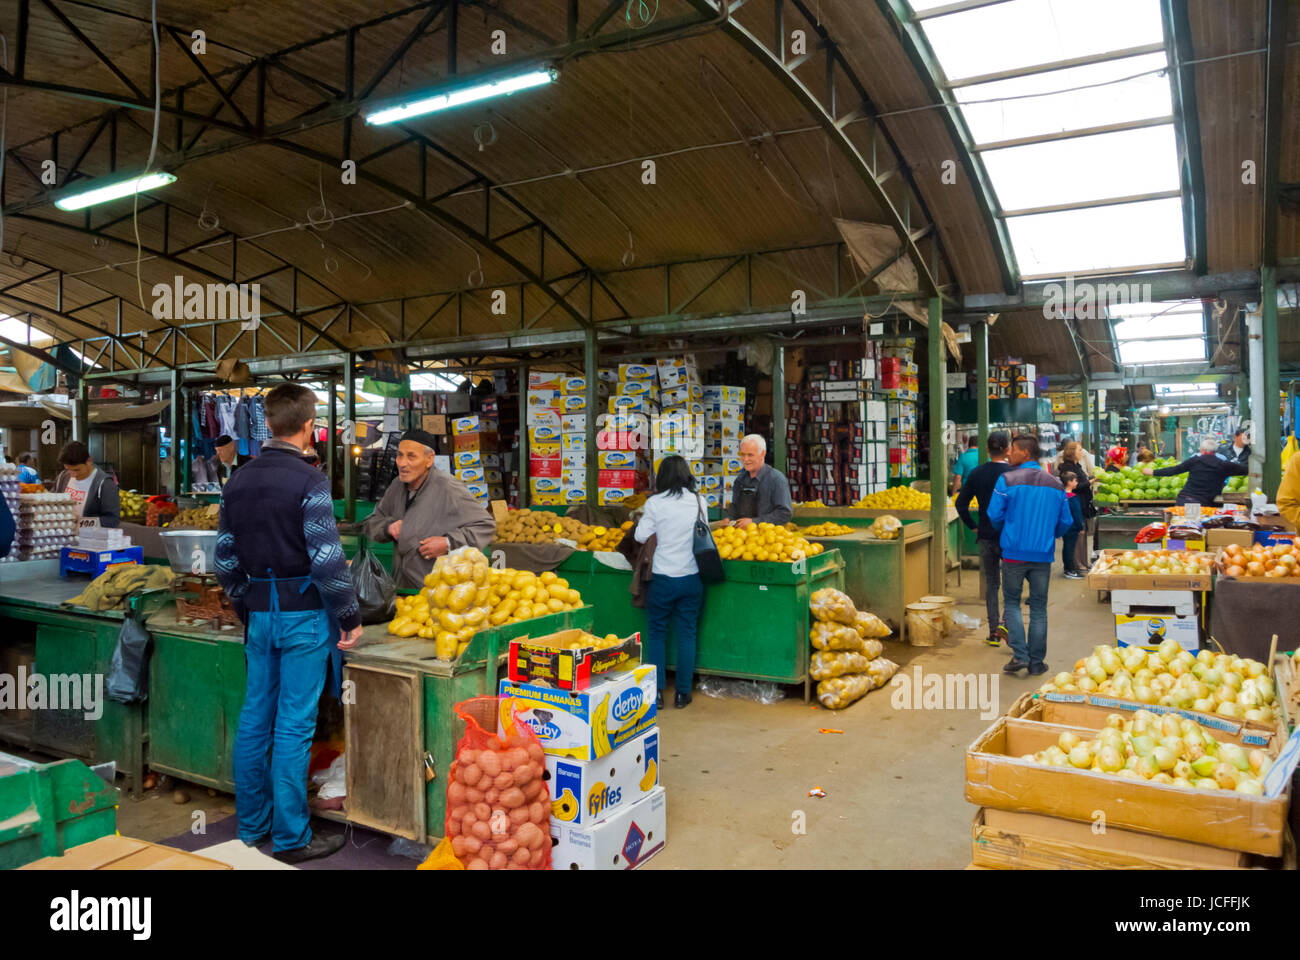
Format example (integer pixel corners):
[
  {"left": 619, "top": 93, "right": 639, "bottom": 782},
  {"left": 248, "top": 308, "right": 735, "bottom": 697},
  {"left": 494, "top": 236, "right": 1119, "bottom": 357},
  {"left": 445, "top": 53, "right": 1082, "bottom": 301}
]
[
  {"left": 361, "top": 468, "right": 496, "bottom": 588},
  {"left": 726, "top": 463, "right": 793, "bottom": 524}
]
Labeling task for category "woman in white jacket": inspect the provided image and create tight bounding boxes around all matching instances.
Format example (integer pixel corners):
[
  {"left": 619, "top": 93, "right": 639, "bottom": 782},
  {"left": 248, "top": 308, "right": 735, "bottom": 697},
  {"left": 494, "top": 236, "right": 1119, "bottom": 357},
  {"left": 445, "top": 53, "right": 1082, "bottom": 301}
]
[{"left": 634, "top": 455, "right": 705, "bottom": 709}]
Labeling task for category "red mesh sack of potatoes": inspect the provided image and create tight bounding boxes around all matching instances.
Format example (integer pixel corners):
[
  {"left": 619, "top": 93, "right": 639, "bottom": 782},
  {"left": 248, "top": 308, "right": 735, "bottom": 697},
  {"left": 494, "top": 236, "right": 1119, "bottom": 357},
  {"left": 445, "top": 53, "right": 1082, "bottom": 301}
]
[{"left": 446, "top": 697, "right": 552, "bottom": 870}]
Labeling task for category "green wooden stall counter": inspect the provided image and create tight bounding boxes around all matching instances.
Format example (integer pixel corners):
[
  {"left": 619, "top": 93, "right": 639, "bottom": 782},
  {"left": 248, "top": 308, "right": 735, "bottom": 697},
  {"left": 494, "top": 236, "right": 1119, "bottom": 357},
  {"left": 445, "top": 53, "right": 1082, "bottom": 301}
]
[
  {"left": 0, "top": 562, "right": 149, "bottom": 798},
  {"left": 552, "top": 549, "right": 845, "bottom": 701},
  {"left": 0, "top": 752, "right": 119, "bottom": 869},
  {"left": 142, "top": 608, "right": 247, "bottom": 794}
]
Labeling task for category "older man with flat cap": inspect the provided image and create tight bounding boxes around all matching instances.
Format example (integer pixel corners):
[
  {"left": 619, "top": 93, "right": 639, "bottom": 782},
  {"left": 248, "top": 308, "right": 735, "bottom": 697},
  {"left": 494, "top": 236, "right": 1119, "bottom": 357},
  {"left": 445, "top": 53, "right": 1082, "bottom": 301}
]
[{"left": 362, "top": 429, "right": 496, "bottom": 588}]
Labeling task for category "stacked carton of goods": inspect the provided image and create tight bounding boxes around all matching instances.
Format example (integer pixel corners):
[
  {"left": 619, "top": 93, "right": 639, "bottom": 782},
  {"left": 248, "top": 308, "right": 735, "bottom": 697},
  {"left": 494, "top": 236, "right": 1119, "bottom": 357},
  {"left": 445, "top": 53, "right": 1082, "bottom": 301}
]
[
  {"left": 966, "top": 678, "right": 1291, "bottom": 869},
  {"left": 500, "top": 631, "right": 665, "bottom": 869},
  {"left": 602, "top": 363, "right": 657, "bottom": 506},
  {"left": 526, "top": 371, "right": 565, "bottom": 507},
  {"left": 0, "top": 464, "right": 20, "bottom": 565},
  {"left": 397, "top": 387, "right": 515, "bottom": 504},
  {"left": 989, "top": 358, "right": 1036, "bottom": 400},
  {"left": 699, "top": 384, "right": 744, "bottom": 511},
  {"left": 879, "top": 336, "right": 918, "bottom": 401},
  {"left": 878, "top": 338, "right": 918, "bottom": 481},
  {"left": 452, "top": 413, "right": 499, "bottom": 504}
]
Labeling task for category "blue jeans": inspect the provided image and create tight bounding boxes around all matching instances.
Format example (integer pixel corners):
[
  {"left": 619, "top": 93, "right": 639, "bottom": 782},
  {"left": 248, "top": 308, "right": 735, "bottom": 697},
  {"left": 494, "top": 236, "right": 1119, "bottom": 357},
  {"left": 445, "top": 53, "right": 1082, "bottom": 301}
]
[
  {"left": 234, "top": 607, "right": 332, "bottom": 851},
  {"left": 644, "top": 573, "right": 703, "bottom": 696},
  {"left": 1001, "top": 560, "right": 1051, "bottom": 667}
]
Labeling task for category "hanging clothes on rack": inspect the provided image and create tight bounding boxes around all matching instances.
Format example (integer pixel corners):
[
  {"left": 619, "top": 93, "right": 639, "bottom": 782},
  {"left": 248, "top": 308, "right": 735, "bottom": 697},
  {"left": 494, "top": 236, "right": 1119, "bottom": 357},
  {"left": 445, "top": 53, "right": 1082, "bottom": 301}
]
[{"left": 250, "top": 395, "right": 270, "bottom": 453}]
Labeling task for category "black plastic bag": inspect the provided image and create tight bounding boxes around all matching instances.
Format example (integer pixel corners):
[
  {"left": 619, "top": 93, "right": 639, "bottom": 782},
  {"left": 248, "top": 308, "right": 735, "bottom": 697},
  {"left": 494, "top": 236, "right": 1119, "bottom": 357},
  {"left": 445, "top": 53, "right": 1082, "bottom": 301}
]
[
  {"left": 106, "top": 612, "right": 151, "bottom": 704},
  {"left": 350, "top": 543, "right": 396, "bottom": 624}
]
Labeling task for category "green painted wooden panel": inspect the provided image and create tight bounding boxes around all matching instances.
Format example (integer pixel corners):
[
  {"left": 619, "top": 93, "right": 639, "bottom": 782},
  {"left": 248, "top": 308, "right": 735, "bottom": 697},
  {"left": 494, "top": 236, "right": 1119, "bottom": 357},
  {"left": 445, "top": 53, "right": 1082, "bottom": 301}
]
[{"left": 0, "top": 757, "right": 117, "bottom": 869}]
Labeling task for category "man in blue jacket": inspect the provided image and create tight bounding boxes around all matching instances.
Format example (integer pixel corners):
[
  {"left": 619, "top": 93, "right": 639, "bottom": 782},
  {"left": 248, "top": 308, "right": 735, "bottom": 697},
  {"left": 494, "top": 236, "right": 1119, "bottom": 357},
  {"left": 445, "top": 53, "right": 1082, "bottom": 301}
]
[{"left": 985, "top": 434, "right": 1074, "bottom": 676}]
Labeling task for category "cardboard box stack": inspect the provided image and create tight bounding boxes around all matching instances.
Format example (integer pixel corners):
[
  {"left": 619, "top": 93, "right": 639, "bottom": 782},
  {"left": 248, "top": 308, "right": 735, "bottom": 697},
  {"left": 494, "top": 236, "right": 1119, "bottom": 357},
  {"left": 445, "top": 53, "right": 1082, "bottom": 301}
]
[
  {"left": 785, "top": 352, "right": 889, "bottom": 504},
  {"left": 879, "top": 336, "right": 918, "bottom": 401},
  {"left": 989, "top": 358, "right": 1036, "bottom": 400},
  {"left": 699, "top": 383, "right": 744, "bottom": 511},
  {"left": 499, "top": 654, "right": 666, "bottom": 869},
  {"left": 600, "top": 361, "right": 658, "bottom": 506}
]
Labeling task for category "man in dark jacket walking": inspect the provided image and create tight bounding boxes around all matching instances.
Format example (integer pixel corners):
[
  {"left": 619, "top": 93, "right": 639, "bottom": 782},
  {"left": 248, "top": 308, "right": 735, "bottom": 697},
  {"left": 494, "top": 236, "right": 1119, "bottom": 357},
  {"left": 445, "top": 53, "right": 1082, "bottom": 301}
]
[
  {"left": 1146, "top": 438, "right": 1247, "bottom": 506},
  {"left": 1216, "top": 427, "right": 1250, "bottom": 466},
  {"left": 955, "top": 431, "right": 1012, "bottom": 647},
  {"left": 986, "top": 435, "right": 1074, "bottom": 677},
  {"left": 216, "top": 382, "right": 362, "bottom": 864}
]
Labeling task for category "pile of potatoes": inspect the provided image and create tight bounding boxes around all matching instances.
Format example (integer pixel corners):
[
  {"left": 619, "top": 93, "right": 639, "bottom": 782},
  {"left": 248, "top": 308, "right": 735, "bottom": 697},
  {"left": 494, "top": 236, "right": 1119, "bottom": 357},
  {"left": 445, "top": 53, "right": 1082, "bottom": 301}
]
[
  {"left": 165, "top": 505, "right": 219, "bottom": 530},
  {"left": 495, "top": 510, "right": 631, "bottom": 552},
  {"left": 446, "top": 739, "right": 551, "bottom": 869}
]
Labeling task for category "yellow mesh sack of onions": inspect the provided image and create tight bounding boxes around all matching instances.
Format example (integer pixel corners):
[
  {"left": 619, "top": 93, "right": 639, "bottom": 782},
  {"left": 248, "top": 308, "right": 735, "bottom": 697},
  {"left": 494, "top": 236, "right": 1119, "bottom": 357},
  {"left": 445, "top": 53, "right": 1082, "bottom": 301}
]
[
  {"left": 810, "top": 621, "right": 866, "bottom": 652},
  {"left": 865, "top": 657, "right": 900, "bottom": 689},
  {"left": 810, "top": 588, "right": 858, "bottom": 625},
  {"left": 853, "top": 610, "right": 891, "bottom": 639},
  {"left": 810, "top": 650, "right": 875, "bottom": 681},
  {"left": 817, "top": 674, "right": 874, "bottom": 709}
]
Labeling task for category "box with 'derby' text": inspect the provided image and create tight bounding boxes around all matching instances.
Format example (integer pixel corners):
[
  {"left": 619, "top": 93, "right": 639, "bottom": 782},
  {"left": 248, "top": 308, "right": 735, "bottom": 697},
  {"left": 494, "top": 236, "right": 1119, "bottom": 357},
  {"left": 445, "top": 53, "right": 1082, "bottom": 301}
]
[{"left": 498, "top": 666, "right": 657, "bottom": 761}]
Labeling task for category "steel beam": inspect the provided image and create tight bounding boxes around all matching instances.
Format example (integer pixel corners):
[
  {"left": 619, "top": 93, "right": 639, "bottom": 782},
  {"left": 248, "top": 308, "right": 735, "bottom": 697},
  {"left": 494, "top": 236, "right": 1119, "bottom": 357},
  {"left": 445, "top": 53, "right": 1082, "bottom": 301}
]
[
  {"left": 975, "top": 320, "right": 989, "bottom": 464},
  {"left": 1161, "top": 0, "right": 1208, "bottom": 274},
  {"left": 343, "top": 353, "right": 356, "bottom": 522},
  {"left": 927, "top": 295, "right": 947, "bottom": 593},
  {"left": 965, "top": 266, "right": 1300, "bottom": 311}
]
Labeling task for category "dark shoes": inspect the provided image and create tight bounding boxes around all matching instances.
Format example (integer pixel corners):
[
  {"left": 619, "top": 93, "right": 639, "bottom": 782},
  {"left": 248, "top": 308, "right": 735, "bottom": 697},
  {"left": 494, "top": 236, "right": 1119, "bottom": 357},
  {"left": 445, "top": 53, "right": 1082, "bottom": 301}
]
[
  {"left": 273, "top": 832, "right": 344, "bottom": 864},
  {"left": 1063, "top": 571, "right": 1085, "bottom": 580},
  {"left": 656, "top": 693, "right": 664, "bottom": 710},
  {"left": 1028, "top": 662, "right": 1050, "bottom": 677},
  {"left": 1003, "top": 659, "right": 1029, "bottom": 674},
  {"left": 674, "top": 692, "right": 692, "bottom": 709}
]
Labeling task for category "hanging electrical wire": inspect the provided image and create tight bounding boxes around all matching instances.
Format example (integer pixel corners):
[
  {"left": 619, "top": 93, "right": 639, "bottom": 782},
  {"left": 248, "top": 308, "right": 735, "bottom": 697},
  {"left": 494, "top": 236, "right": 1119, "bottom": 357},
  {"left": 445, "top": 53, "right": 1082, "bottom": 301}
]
[
  {"left": 131, "top": 0, "right": 162, "bottom": 312},
  {"left": 625, "top": 0, "right": 660, "bottom": 29}
]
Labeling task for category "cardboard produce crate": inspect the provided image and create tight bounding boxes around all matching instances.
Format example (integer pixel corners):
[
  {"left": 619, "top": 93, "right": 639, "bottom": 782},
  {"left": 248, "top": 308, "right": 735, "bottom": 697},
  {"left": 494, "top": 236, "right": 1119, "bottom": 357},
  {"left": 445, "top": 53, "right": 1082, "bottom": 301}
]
[
  {"left": 508, "top": 630, "right": 642, "bottom": 691},
  {"left": 20, "top": 835, "right": 232, "bottom": 870},
  {"left": 965, "top": 716, "right": 1287, "bottom": 856},
  {"left": 1086, "top": 550, "right": 1214, "bottom": 591},
  {"left": 1005, "top": 692, "right": 1278, "bottom": 749},
  {"left": 971, "top": 807, "right": 1251, "bottom": 869}
]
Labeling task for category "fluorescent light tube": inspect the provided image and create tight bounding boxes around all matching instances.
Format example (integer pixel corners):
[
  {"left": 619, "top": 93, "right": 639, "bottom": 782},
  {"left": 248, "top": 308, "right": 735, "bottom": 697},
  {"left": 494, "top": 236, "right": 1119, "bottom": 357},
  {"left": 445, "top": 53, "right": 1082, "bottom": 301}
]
[
  {"left": 365, "top": 67, "right": 556, "bottom": 125},
  {"left": 54, "top": 172, "right": 177, "bottom": 211}
]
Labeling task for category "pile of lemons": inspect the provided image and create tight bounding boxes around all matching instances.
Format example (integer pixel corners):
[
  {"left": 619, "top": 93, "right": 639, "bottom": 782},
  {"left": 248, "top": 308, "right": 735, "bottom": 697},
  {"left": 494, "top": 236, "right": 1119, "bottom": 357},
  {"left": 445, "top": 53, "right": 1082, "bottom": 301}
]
[
  {"left": 714, "top": 522, "right": 825, "bottom": 562},
  {"left": 388, "top": 551, "right": 584, "bottom": 661},
  {"left": 800, "top": 522, "right": 854, "bottom": 537},
  {"left": 578, "top": 521, "right": 632, "bottom": 551},
  {"left": 852, "top": 486, "right": 930, "bottom": 510},
  {"left": 559, "top": 631, "right": 626, "bottom": 651}
]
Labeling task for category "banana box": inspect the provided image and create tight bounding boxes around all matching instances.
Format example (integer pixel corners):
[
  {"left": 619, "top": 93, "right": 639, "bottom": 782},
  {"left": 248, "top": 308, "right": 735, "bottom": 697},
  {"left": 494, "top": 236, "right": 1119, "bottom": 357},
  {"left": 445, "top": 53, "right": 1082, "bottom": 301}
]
[
  {"left": 597, "top": 487, "right": 637, "bottom": 506},
  {"left": 661, "top": 382, "right": 703, "bottom": 407},
  {"left": 703, "top": 384, "right": 745, "bottom": 404},
  {"left": 562, "top": 394, "right": 587, "bottom": 413},
  {"left": 597, "top": 450, "right": 639, "bottom": 469},
  {"left": 509, "top": 629, "right": 642, "bottom": 691},
  {"left": 550, "top": 787, "right": 666, "bottom": 870},
  {"left": 561, "top": 468, "right": 586, "bottom": 487},
  {"left": 452, "top": 415, "right": 480, "bottom": 436},
  {"left": 563, "top": 486, "right": 587, "bottom": 505},
  {"left": 617, "top": 363, "right": 656, "bottom": 381},
  {"left": 528, "top": 371, "right": 564, "bottom": 389},
  {"left": 563, "top": 432, "right": 586, "bottom": 452},
  {"left": 528, "top": 388, "right": 561, "bottom": 406},
  {"left": 548, "top": 729, "right": 658, "bottom": 827},
  {"left": 452, "top": 451, "right": 482, "bottom": 470},
  {"left": 498, "top": 665, "right": 657, "bottom": 761},
  {"left": 532, "top": 493, "right": 565, "bottom": 506},
  {"left": 455, "top": 467, "right": 485, "bottom": 483},
  {"left": 609, "top": 394, "right": 652, "bottom": 415},
  {"left": 465, "top": 482, "right": 489, "bottom": 501},
  {"left": 530, "top": 477, "right": 562, "bottom": 496},
  {"left": 529, "top": 457, "right": 561, "bottom": 481},
  {"left": 562, "top": 414, "right": 587, "bottom": 434},
  {"left": 527, "top": 406, "right": 562, "bottom": 428},
  {"left": 529, "top": 424, "right": 562, "bottom": 445},
  {"left": 702, "top": 491, "right": 721, "bottom": 509},
  {"left": 561, "top": 450, "right": 587, "bottom": 471},
  {"left": 700, "top": 474, "right": 722, "bottom": 492},
  {"left": 531, "top": 441, "right": 561, "bottom": 458},
  {"left": 722, "top": 455, "right": 743, "bottom": 475},
  {"left": 618, "top": 379, "right": 656, "bottom": 398}
]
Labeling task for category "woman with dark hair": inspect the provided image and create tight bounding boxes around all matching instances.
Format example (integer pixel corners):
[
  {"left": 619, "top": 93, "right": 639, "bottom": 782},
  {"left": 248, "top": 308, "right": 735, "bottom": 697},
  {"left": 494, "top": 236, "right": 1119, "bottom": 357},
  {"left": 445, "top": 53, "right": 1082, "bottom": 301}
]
[{"left": 634, "top": 455, "right": 705, "bottom": 709}]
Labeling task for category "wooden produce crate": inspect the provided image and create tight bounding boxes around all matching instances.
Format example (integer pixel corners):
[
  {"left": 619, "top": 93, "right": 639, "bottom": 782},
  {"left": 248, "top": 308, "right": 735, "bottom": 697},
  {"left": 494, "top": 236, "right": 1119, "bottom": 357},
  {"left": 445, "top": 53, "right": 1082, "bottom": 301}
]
[
  {"left": 965, "top": 715, "right": 1288, "bottom": 857},
  {"left": 1086, "top": 549, "right": 1214, "bottom": 592}
]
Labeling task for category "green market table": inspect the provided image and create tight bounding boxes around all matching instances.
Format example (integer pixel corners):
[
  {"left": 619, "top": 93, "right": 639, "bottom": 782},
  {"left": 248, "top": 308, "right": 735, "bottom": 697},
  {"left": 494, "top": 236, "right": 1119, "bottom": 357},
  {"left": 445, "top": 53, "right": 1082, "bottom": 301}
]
[
  {"left": 0, "top": 561, "right": 149, "bottom": 797},
  {"left": 793, "top": 504, "right": 962, "bottom": 577},
  {"left": 549, "top": 548, "right": 846, "bottom": 701}
]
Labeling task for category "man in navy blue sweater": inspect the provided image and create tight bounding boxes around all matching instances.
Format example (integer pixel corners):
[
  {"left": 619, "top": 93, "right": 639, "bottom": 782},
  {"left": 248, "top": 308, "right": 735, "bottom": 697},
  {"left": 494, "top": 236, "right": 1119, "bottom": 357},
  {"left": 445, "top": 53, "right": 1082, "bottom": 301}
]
[
  {"left": 216, "top": 382, "right": 362, "bottom": 864},
  {"left": 986, "top": 434, "right": 1074, "bottom": 677}
]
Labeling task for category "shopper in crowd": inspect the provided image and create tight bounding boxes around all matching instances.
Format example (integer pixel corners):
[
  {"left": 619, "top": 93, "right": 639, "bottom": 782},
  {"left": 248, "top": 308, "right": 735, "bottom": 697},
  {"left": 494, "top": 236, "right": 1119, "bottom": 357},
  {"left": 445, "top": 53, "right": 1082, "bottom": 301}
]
[
  {"left": 1055, "top": 440, "right": 1095, "bottom": 572},
  {"left": 985, "top": 434, "right": 1074, "bottom": 677},
  {"left": 951, "top": 436, "right": 980, "bottom": 495},
  {"left": 0, "top": 490, "right": 13, "bottom": 558},
  {"left": 209, "top": 434, "right": 249, "bottom": 486},
  {"left": 1136, "top": 447, "right": 1156, "bottom": 465},
  {"left": 1217, "top": 427, "right": 1251, "bottom": 466},
  {"left": 1277, "top": 451, "right": 1300, "bottom": 530},
  {"left": 1142, "top": 438, "right": 1246, "bottom": 507},
  {"left": 362, "top": 429, "right": 496, "bottom": 589},
  {"left": 954, "top": 430, "right": 1012, "bottom": 647},
  {"left": 634, "top": 455, "right": 706, "bottom": 710},
  {"left": 1059, "top": 474, "right": 1085, "bottom": 580},
  {"left": 216, "top": 382, "right": 362, "bottom": 864},
  {"left": 54, "top": 441, "right": 120, "bottom": 528},
  {"left": 723, "top": 434, "right": 792, "bottom": 527},
  {"left": 16, "top": 452, "right": 38, "bottom": 484}
]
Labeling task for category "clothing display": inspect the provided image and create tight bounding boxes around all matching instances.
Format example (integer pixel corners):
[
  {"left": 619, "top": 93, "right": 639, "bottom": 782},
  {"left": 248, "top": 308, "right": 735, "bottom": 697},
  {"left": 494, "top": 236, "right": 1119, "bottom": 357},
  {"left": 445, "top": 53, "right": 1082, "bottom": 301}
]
[{"left": 193, "top": 390, "right": 270, "bottom": 466}]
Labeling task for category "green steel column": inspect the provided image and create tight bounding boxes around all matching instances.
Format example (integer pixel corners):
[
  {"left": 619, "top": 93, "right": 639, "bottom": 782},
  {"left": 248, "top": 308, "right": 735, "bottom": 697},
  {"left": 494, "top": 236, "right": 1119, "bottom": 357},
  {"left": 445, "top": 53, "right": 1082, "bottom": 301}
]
[
  {"left": 518, "top": 361, "right": 529, "bottom": 507},
  {"left": 74, "top": 377, "right": 89, "bottom": 443},
  {"left": 326, "top": 376, "right": 337, "bottom": 499},
  {"left": 169, "top": 369, "right": 182, "bottom": 496},
  {"left": 1262, "top": 266, "right": 1282, "bottom": 494},
  {"left": 975, "top": 321, "right": 989, "bottom": 465},
  {"left": 344, "top": 353, "right": 356, "bottom": 522},
  {"left": 772, "top": 342, "right": 787, "bottom": 473},
  {"left": 928, "top": 297, "right": 947, "bottom": 594},
  {"left": 179, "top": 386, "right": 191, "bottom": 494},
  {"left": 585, "top": 326, "right": 598, "bottom": 504},
  {"left": 1080, "top": 379, "right": 1091, "bottom": 456}
]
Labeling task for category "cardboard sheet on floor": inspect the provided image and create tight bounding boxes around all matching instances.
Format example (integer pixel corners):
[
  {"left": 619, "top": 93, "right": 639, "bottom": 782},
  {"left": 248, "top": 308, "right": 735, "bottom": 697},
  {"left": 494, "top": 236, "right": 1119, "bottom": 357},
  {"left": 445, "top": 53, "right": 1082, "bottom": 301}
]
[{"left": 188, "top": 839, "right": 297, "bottom": 870}]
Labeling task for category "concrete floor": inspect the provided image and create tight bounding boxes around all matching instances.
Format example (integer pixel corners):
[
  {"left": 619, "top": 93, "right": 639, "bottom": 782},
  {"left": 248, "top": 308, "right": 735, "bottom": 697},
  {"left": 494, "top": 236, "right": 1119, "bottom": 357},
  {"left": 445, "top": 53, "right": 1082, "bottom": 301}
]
[{"left": 104, "top": 556, "right": 1115, "bottom": 868}]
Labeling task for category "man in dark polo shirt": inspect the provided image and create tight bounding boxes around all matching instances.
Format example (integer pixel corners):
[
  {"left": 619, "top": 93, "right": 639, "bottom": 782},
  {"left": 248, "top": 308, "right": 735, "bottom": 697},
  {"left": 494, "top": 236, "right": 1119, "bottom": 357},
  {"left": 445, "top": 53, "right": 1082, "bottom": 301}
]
[{"left": 723, "top": 433, "right": 793, "bottom": 528}]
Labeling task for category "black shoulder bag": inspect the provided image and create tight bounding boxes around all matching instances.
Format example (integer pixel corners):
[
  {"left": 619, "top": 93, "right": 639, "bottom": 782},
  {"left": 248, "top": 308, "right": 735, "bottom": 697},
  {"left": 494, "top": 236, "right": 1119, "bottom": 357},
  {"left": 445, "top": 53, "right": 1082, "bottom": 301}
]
[{"left": 692, "top": 495, "right": 725, "bottom": 584}]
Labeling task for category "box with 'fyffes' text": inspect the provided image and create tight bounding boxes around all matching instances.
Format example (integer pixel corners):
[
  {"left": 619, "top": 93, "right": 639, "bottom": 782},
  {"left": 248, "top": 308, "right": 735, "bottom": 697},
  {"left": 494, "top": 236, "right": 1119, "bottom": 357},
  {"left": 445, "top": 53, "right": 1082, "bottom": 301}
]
[
  {"left": 498, "top": 666, "right": 657, "bottom": 761},
  {"left": 549, "top": 787, "right": 667, "bottom": 870},
  {"left": 548, "top": 729, "right": 659, "bottom": 827}
]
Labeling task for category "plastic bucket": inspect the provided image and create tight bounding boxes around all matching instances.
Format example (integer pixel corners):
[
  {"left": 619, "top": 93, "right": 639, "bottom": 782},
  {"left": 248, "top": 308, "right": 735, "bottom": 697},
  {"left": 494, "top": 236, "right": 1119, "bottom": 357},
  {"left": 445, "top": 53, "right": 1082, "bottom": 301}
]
[
  {"left": 920, "top": 594, "right": 956, "bottom": 634},
  {"left": 905, "top": 602, "right": 944, "bottom": 647}
]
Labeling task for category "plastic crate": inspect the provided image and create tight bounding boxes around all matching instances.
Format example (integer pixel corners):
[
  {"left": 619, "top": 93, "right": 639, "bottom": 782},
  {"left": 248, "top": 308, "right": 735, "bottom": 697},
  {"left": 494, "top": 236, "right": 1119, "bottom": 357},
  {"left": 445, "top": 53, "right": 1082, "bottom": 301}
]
[{"left": 59, "top": 546, "right": 144, "bottom": 579}]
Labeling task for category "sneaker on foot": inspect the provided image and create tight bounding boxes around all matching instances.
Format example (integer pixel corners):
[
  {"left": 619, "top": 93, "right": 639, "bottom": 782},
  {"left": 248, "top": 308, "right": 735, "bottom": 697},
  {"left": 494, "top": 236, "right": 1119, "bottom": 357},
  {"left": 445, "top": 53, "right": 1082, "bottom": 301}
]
[
  {"left": 995, "top": 623, "right": 1009, "bottom": 642},
  {"left": 1003, "top": 659, "right": 1029, "bottom": 674},
  {"left": 273, "top": 833, "right": 344, "bottom": 864},
  {"left": 983, "top": 635, "right": 1001, "bottom": 647},
  {"left": 1028, "top": 662, "right": 1050, "bottom": 677},
  {"left": 1063, "top": 570, "right": 1085, "bottom": 580}
]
